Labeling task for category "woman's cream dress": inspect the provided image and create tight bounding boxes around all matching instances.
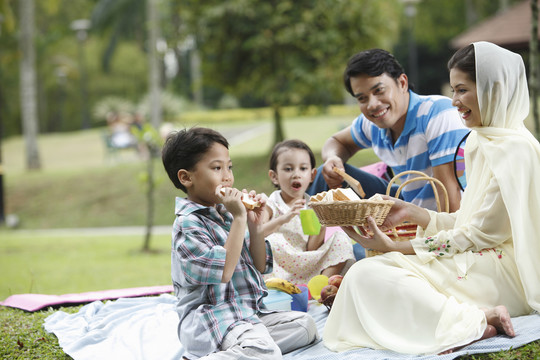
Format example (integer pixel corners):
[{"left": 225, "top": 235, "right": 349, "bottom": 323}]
[{"left": 323, "top": 42, "right": 540, "bottom": 355}]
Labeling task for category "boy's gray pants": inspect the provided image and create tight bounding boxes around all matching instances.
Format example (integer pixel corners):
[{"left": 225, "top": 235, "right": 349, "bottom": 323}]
[{"left": 196, "top": 310, "right": 318, "bottom": 360}]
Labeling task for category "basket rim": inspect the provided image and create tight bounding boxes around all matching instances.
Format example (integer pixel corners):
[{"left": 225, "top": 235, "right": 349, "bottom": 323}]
[{"left": 309, "top": 199, "right": 395, "bottom": 206}]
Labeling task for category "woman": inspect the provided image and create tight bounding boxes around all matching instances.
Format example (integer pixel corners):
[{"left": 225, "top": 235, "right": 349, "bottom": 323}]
[{"left": 323, "top": 41, "right": 540, "bottom": 355}]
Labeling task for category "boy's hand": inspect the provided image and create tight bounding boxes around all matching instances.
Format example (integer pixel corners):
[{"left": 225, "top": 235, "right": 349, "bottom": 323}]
[
  {"left": 245, "top": 191, "right": 267, "bottom": 225},
  {"left": 216, "top": 186, "right": 246, "bottom": 218}
]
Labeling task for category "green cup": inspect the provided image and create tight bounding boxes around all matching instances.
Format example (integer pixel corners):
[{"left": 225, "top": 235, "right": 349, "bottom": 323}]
[{"left": 300, "top": 209, "right": 321, "bottom": 235}]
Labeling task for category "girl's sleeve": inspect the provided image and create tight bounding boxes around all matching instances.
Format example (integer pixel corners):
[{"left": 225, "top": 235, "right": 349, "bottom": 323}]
[{"left": 412, "top": 175, "right": 511, "bottom": 262}]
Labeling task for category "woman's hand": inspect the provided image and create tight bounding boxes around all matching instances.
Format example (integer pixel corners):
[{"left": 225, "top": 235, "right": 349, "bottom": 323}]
[
  {"left": 341, "top": 217, "right": 398, "bottom": 253},
  {"left": 380, "top": 195, "right": 430, "bottom": 230}
]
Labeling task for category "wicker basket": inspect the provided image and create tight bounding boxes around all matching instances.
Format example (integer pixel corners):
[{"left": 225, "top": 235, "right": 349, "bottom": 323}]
[
  {"left": 365, "top": 171, "right": 449, "bottom": 257},
  {"left": 309, "top": 199, "right": 394, "bottom": 227}
]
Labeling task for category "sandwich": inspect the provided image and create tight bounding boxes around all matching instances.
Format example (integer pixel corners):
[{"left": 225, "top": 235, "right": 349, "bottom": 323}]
[{"left": 219, "top": 187, "right": 261, "bottom": 209}]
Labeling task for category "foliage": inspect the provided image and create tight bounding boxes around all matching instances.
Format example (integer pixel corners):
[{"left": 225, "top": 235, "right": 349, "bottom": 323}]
[
  {"left": 90, "top": 0, "right": 146, "bottom": 72},
  {"left": 137, "top": 91, "right": 199, "bottom": 123},
  {"left": 393, "top": 0, "right": 524, "bottom": 95},
  {"left": 182, "top": 0, "right": 400, "bottom": 108},
  {"left": 177, "top": 0, "right": 400, "bottom": 143}
]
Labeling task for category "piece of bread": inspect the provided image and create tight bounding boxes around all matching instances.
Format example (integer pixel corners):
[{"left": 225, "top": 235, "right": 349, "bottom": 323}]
[
  {"left": 368, "top": 193, "right": 384, "bottom": 201},
  {"left": 241, "top": 193, "right": 260, "bottom": 209},
  {"left": 309, "top": 188, "right": 361, "bottom": 202},
  {"left": 310, "top": 191, "right": 327, "bottom": 202},
  {"left": 220, "top": 187, "right": 261, "bottom": 209},
  {"left": 333, "top": 188, "right": 360, "bottom": 201}
]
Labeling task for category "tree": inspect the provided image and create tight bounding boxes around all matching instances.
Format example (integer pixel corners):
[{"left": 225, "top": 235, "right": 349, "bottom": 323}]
[
  {"left": 179, "top": 0, "right": 401, "bottom": 145},
  {"left": 18, "top": 0, "right": 41, "bottom": 170}
]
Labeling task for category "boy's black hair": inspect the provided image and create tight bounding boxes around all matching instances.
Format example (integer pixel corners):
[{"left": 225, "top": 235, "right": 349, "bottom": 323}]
[
  {"left": 269, "top": 139, "right": 316, "bottom": 189},
  {"left": 447, "top": 43, "right": 476, "bottom": 83},
  {"left": 162, "top": 127, "right": 229, "bottom": 192},
  {"left": 343, "top": 48, "right": 412, "bottom": 96}
]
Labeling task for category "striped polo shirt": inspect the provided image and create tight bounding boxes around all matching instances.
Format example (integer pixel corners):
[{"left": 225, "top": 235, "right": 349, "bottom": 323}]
[{"left": 351, "top": 90, "right": 469, "bottom": 210}]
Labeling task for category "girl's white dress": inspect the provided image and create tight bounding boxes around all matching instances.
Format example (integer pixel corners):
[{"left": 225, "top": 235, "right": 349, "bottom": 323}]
[
  {"left": 323, "top": 42, "right": 540, "bottom": 355},
  {"left": 263, "top": 190, "right": 355, "bottom": 284}
]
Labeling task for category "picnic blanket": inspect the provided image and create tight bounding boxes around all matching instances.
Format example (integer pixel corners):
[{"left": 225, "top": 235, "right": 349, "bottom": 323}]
[{"left": 42, "top": 293, "right": 540, "bottom": 360}]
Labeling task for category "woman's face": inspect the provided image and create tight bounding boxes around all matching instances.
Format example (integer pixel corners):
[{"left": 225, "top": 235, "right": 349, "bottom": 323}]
[{"left": 449, "top": 68, "right": 482, "bottom": 128}]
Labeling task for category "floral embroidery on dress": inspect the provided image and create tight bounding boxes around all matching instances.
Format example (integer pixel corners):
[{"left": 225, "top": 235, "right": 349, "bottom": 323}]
[
  {"left": 425, "top": 236, "right": 451, "bottom": 257},
  {"left": 475, "top": 248, "right": 503, "bottom": 258}
]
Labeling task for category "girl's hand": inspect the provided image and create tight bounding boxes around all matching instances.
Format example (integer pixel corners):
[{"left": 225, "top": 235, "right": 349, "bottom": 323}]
[
  {"left": 289, "top": 198, "right": 306, "bottom": 216},
  {"left": 341, "top": 216, "right": 396, "bottom": 253}
]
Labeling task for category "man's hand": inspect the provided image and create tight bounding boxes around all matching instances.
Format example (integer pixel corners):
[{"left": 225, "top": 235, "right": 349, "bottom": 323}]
[{"left": 322, "top": 156, "right": 346, "bottom": 189}]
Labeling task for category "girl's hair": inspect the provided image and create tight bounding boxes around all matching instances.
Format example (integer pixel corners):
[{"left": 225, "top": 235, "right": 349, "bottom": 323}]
[
  {"left": 447, "top": 44, "right": 476, "bottom": 82},
  {"left": 269, "top": 139, "right": 316, "bottom": 189},
  {"left": 162, "top": 127, "right": 229, "bottom": 192}
]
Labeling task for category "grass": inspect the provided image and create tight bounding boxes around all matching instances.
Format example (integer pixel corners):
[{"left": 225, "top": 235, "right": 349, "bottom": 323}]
[{"left": 1, "top": 111, "right": 539, "bottom": 359}]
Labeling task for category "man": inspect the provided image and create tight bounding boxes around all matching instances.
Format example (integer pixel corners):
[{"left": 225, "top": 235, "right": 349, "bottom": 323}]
[{"left": 308, "top": 49, "right": 469, "bottom": 212}]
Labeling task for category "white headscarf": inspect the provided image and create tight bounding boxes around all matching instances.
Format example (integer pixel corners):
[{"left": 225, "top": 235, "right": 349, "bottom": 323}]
[{"left": 460, "top": 41, "right": 540, "bottom": 312}]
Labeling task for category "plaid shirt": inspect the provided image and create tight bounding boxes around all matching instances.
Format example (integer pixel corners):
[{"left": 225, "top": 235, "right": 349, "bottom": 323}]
[{"left": 171, "top": 197, "right": 273, "bottom": 354}]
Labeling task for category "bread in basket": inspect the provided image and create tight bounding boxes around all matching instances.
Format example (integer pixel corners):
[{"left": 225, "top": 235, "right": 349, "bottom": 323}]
[{"left": 308, "top": 188, "right": 394, "bottom": 227}]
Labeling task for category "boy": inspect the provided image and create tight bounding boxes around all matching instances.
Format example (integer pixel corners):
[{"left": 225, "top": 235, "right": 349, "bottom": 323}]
[{"left": 162, "top": 127, "right": 318, "bottom": 359}]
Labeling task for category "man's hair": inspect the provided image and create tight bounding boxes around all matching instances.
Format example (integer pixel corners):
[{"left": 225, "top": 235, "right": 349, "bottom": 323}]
[
  {"left": 268, "top": 139, "right": 316, "bottom": 189},
  {"left": 343, "top": 48, "right": 410, "bottom": 96},
  {"left": 162, "top": 127, "right": 229, "bottom": 192},
  {"left": 447, "top": 44, "right": 476, "bottom": 83}
]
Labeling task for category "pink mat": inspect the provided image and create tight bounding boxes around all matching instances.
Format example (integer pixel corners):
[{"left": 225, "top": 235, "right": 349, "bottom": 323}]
[
  {"left": 0, "top": 285, "right": 174, "bottom": 312},
  {"left": 360, "top": 161, "right": 388, "bottom": 178}
]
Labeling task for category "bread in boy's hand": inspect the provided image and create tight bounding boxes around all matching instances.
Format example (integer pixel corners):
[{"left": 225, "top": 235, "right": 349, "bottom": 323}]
[{"left": 219, "top": 187, "right": 261, "bottom": 209}]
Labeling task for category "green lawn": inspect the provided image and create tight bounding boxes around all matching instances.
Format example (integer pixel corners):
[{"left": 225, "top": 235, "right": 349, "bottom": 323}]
[{"left": 1, "top": 110, "right": 539, "bottom": 359}]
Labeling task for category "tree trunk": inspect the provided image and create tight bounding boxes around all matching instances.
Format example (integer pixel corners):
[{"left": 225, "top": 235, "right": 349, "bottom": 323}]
[
  {"left": 272, "top": 104, "right": 284, "bottom": 146},
  {"left": 147, "top": 0, "right": 162, "bottom": 128},
  {"left": 142, "top": 153, "right": 155, "bottom": 252},
  {"left": 531, "top": 0, "right": 540, "bottom": 139},
  {"left": 19, "top": 0, "right": 41, "bottom": 170}
]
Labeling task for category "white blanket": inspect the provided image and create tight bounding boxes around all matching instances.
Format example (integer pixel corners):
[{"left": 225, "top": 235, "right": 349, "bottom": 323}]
[{"left": 44, "top": 294, "right": 540, "bottom": 360}]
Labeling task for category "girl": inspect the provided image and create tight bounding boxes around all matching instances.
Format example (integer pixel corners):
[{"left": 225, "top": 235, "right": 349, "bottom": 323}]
[{"left": 262, "top": 139, "right": 355, "bottom": 284}]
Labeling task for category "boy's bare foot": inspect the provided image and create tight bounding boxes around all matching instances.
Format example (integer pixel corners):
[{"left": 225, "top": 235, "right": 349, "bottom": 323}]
[{"left": 483, "top": 305, "right": 515, "bottom": 337}]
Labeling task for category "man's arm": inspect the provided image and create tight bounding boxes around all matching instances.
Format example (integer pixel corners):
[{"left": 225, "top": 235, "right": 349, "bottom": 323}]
[
  {"left": 432, "top": 162, "right": 462, "bottom": 213},
  {"left": 321, "top": 125, "right": 362, "bottom": 189}
]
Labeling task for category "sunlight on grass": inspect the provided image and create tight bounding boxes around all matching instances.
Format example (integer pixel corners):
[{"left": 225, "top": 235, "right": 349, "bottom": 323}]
[{"left": 0, "top": 232, "right": 172, "bottom": 301}]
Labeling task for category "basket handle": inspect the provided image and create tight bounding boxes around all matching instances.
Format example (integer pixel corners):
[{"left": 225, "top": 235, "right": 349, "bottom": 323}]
[{"left": 386, "top": 170, "right": 449, "bottom": 213}]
